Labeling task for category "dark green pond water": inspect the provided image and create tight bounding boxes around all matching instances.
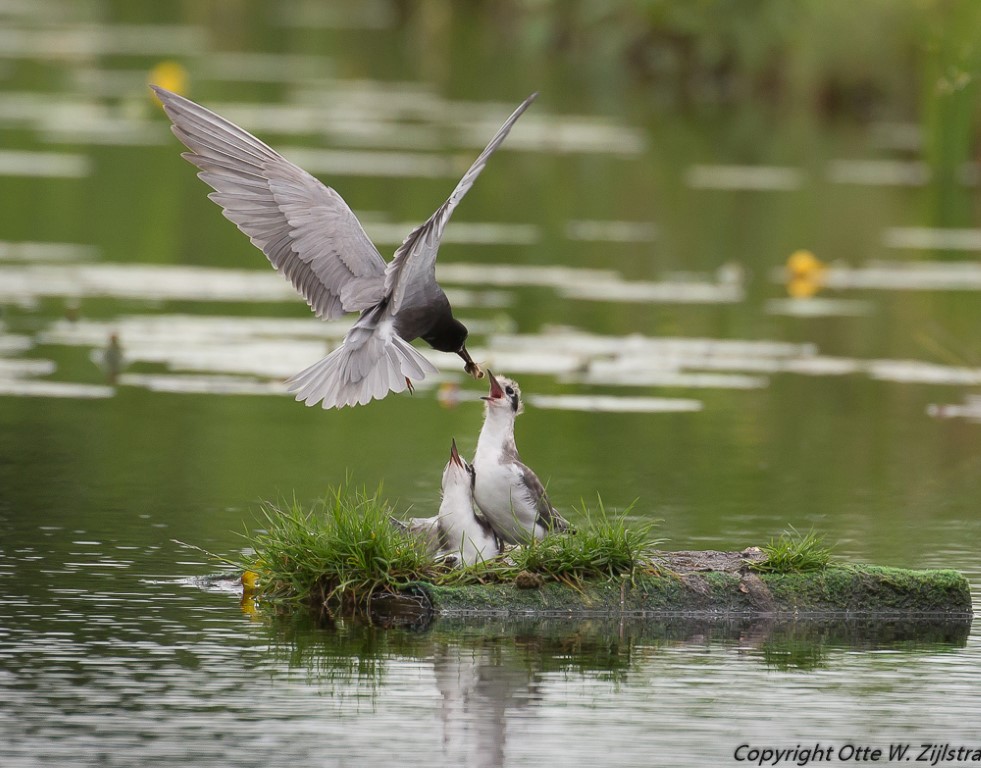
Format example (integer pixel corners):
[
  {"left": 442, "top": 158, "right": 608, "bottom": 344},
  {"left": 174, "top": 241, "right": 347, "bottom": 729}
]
[{"left": 2, "top": 3, "right": 980, "bottom": 766}]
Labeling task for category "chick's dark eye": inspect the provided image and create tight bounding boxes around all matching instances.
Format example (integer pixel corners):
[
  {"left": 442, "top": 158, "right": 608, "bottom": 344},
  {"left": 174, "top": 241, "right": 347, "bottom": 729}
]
[{"left": 505, "top": 387, "right": 514, "bottom": 396}]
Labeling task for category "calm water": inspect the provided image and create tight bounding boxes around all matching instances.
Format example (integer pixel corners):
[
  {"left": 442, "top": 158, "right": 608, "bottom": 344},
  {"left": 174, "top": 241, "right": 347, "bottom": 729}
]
[{"left": 2, "top": 3, "right": 981, "bottom": 766}]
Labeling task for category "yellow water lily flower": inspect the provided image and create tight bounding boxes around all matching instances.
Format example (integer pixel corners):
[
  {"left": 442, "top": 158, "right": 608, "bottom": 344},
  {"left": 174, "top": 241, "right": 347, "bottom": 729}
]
[
  {"left": 148, "top": 60, "right": 189, "bottom": 101},
  {"left": 786, "top": 249, "right": 826, "bottom": 298}
]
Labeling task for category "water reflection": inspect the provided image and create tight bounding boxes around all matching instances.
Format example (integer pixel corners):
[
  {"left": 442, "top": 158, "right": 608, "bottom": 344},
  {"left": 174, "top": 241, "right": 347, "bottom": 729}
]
[
  {"left": 0, "top": 22, "right": 203, "bottom": 63},
  {"left": 827, "top": 159, "right": 930, "bottom": 187},
  {"left": 279, "top": 146, "right": 463, "bottom": 178},
  {"left": 528, "top": 394, "right": 703, "bottom": 413},
  {"left": 883, "top": 227, "right": 981, "bottom": 251},
  {"left": 7, "top": 304, "right": 981, "bottom": 407},
  {"left": 817, "top": 260, "right": 981, "bottom": 290},
  {"left": 0, "top": 241, "right": 97, "bottom": 261},
  {"left": 366, "top": 220, "right": 539, "bottom": 246},
  {"left": 197, "top": 52, "right": 338, "bottom": 83},
  {"left": 5, "top": 248, "right": 977, "bottom": 404},
  {"left": 0, "top": 149, "right": 90, "bottom": 178},
  {"left": 117, "top": 372, "right": 284, "bottom": 396},
  {"left": 265, "top": 612, "right": 972, "bottom": 690},
  {"left": 0, "top": 378, "right": 113, "bottom": 399},
  {"left": 275, "top": 1, "right": 395, "bottom": 30},
  {"left": 685, "top": 164, "right": 804, "bottom": 190},
  {"left": 565, "top": 219, "right": 657, "bottom": 243},
  {"left": 765, "top": 297, "right": 873, "bottom": 317},
  {"left": 253, "top": 611, "right": 972, "bottom": 768},
  {"left": 927, "top": 395, "right": 981, "bottom": 424},
  {"left": 558, "top": 274, "right": 743, "bottom": 304}
]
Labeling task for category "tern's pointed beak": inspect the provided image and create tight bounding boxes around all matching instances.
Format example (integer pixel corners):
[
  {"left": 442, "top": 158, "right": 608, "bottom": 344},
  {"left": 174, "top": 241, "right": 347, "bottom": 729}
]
[
  {"left": 481, "top": 370, "right": 504, "bottom": 401},
  {"left": 449, "top": 438, "right": 464, "bottom": 468}
]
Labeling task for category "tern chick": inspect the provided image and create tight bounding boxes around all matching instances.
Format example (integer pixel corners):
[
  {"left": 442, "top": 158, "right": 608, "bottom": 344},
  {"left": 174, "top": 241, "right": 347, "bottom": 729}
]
[
  {"left": 472, "top": 371, "right": 569, "bottom": 544},
  {"left": 402, "top": 440, "right": 500, "bottom": 566},
  {"left": 153, "top": 86, "right": 537, "bottom": 408}
]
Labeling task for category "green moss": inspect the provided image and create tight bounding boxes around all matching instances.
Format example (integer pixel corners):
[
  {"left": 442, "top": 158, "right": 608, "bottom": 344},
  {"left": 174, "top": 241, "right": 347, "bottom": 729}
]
[
  {"left": 418, "top": 565, "right": 971, "bottom": 617},
  {"left": 762, "top": 565, "right": 972, "bottom": 613}
]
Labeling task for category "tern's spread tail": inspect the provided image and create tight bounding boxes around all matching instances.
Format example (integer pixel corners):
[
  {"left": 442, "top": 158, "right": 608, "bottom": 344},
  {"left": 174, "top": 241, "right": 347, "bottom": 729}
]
[{"left": 287, "top": 327, "right": 438, "bottom": 409}]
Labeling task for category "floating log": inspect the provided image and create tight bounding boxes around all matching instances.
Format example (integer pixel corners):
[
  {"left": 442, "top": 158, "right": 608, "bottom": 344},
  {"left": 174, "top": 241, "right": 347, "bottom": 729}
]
[{"left": 367, "top": 551, "right": 972, "bottom": 623}]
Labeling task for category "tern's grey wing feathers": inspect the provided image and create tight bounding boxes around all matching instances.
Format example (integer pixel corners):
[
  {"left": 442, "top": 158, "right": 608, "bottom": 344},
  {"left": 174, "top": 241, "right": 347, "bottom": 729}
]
[
  {"left": 286, "top": 306, "right": 439, "bottom": 408},
  {"left": 518, "top": 463, "right": 568, "bottom": 533},
  {"left": 385, "top": 93, "right": 538, "bottom": 314},
  {"left": 152, "top": 85, "right": 387, "bottom": 319}
]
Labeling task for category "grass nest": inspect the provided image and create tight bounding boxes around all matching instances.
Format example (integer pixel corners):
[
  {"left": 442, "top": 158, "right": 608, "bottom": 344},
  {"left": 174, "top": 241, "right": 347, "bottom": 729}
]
[{"left": 237, "top": 484, "right": 662, "bottom": 612}]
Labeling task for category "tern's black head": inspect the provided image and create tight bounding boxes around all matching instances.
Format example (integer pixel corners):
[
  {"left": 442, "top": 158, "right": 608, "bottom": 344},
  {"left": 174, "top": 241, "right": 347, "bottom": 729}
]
[
  {"left": 415, "top": 311, "right": 482, "bottom": 378},
  {"left": 422, "top": 315, "right": 468, "bottom": 354}
]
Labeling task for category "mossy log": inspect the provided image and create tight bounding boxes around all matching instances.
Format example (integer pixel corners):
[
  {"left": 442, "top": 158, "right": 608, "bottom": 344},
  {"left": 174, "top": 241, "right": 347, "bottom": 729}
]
[{"left": 370, "top": 551, "right": 972, "bottom": 621}]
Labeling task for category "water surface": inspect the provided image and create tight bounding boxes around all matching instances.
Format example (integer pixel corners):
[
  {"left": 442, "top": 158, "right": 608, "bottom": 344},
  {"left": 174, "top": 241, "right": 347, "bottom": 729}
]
[{"left": 2, "top": 3, "right": 980, "bottom": 766}]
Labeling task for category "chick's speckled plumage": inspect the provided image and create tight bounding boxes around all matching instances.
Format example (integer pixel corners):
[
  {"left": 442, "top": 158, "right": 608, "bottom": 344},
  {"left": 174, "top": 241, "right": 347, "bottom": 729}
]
[{"left": 472, "top": 371, "right": 568, "bottom": 544}]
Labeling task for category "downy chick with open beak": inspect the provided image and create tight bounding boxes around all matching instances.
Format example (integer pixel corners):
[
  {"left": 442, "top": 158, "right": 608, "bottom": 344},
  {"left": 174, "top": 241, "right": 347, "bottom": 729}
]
[
  {"left": 152, "top": 86, "right": 537, "bottom": 408},
  {"left": 472, "top": 371, "right": 569, "bottom": 544},
  {"left": 402, "top": 439, "right": 500, "bottom": 566}
]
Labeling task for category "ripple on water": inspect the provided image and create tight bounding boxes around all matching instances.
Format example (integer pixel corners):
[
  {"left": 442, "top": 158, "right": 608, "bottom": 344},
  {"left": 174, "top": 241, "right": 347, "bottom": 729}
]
[
  {"left": 685, "top": 164, "right": 804, "bottom": 190},
  {"left": 0, "top": 240, "right": 98, "bottom": 261},
  {"left": 1, "top": 550, "right": 980, "bottom": 768},
  {"left": 0, "top": 379, "right": 114, "bottom": 399},
  {"left": 821, "top": 260, "right": 981, "bottom": 290},
  {"left": 0, "top": 149, "right": 90, "bottom": 178},
  {"left": 927, "top": 394, "right": 981, "bottom": 424},
  {"left": 765, "top": 297, "right": 874, "bottom": 317},
  {"left": 0, "top": 262, "right": 514, "bottom": 309},
  {"left": 564, "top": 219, "right": 657, "bottom": 243},
  {"left": 827, "top": 159, "right": 930, "bottom": 187},
  {"left": 0, "top": 338, "right": 34, "bottom": 361},
  {"left": 559, "top": 277, "right": 744, "bottom": 304},
  {"left": 883, "top": 227, "right": 981, "bottom": 251},
  {"left": 528, "top": 394, "right": 703, "bottom": 413}
]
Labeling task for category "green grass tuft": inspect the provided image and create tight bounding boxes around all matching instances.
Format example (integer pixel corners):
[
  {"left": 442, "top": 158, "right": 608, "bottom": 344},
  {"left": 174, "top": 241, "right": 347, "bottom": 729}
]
[
  {"left": 505, "top": 498, "right": 661, "bottom": 587},
  {"left": 240, "top": 484, "right": 444, "bottom": 610},
  {"left": 750, "top": 526, "right": 833, "bottom": 574},
  {"left": 238, "top": 488, "right": 662, "bottom": 607}
]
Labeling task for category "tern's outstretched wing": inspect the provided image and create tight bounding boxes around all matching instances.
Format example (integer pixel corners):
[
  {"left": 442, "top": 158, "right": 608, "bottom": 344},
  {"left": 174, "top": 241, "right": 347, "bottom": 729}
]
[
  {"left": 153, "top": 86, "right": 387, "bottom": 319},
  {"left": 384, "top": 93, "right": 538, "bottom": 313}
]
